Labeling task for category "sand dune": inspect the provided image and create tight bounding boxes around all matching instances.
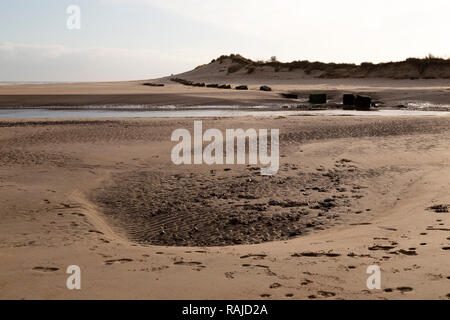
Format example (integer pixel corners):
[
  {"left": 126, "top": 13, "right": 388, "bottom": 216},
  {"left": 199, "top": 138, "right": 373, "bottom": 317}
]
[
  {"left": 179, "top": 54, "right": 450, "bottom": 80},
  {"left": 1, "top": 55, "right": 450, "bottom": 108}
]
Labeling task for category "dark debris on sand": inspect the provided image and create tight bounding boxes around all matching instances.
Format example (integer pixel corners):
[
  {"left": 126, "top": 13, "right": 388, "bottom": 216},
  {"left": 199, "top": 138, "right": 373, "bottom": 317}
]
[
  {"left": 93, "top": 160, "right": 369, "bottom": 247},
  {"left": 427, "top": 204, "right": 449, "bottom": 213}
]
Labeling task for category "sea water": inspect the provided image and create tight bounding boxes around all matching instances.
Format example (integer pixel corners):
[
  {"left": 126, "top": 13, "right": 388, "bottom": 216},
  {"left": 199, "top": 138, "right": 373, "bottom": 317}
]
[{"left": 0, "top": 106, "right": 449, "bottom": 119}]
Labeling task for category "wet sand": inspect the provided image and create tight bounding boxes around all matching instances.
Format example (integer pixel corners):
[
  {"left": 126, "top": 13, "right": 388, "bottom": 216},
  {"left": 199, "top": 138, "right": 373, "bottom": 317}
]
[
  {"left": 1, "top": 78, "right": 450, "bottom": 108},
  {"left": 0, "top": 115, "right": 449, "bottom": 299}
]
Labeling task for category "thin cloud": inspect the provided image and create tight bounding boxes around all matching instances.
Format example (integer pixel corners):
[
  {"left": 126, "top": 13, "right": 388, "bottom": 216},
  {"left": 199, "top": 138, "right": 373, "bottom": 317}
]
[
  {"left": 0, "top": 43, "right": 203, "bottom": 81},
  {"left": 103, "top": 0, "right": 450, "bottom": 63}
]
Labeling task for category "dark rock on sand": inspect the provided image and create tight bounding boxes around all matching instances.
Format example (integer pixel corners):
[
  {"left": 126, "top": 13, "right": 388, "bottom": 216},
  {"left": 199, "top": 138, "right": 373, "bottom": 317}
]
[
  {"left": 170, "top": 78, "right": 193, "bottom": 86},
  {"left": 343, "top": 94, "right": 355, "bottom": 106},
  {"left": 355, "top": 95, "right": 372, "bottom": 110},
  {"left": 281, "top": 93, "right": 298, "bottom": 99},
  {"left": 309, "top": 94, "right": 327, "bottom": 104},
  {"left": 206, "top": 84, "right": 219, "bottom": 88},
  {"left": 427, "top": 204, "right": 448, "bottom": 213},
  {"left": 260, "top": 86, "right": 272, "bottom": 92},
  {"left": 218, "top": 84, "right": 232, "bottom": 89},
  {"left": 235, "top": 85, "right": 248, "bottom": 90},
  {"left": 143, "top": 83, "right": 164, "bottom": 87}
]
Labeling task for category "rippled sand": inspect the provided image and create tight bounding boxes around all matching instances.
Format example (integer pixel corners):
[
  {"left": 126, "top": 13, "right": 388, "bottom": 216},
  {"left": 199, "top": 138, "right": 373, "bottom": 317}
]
[{"left": 0, "top": 115, "right": 449, "bottom": 299}]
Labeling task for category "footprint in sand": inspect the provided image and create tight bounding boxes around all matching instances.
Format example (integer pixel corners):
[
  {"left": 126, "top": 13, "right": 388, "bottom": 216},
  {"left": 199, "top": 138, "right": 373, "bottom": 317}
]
[
  {"left": 318, "top": 291, "right": 336, "bottom": 298},
  {"left": 104, "top": 258, "right": 133, "bottom": 265},
  {"left": 386, "top": 287, "right": 414, "bottom": 293},
  {"left": 368, "top": 245, "right": 396, "bottom": 251},
  {"left": 33, "top": 267, "right": 59, "bottom": 272},
  {"left": 398, "top": 249, "right": 418, "bottom": 256},
  {"left": 301, "top": 279, "right": 313, "bottom": 286},
  {"left": 89, "top": 229, "right": 104, "bottom": 235},
  {"left": 427, "top": 204, "right": 449, "bottom": 213},
  {"left": 151, "top": 266, "right": 170, "bottom": 272},
  {"left": 240, "top": 254, "right": 267, "bottom": 260},
  {"left": 174, "top": 261, "right": 203, "bottom": 267},
  {"left": 292, "top": 252, "right": 341, "bottom": 258},
  {"left": 242, "top": 264, "right": 276, "bottom": 276}
]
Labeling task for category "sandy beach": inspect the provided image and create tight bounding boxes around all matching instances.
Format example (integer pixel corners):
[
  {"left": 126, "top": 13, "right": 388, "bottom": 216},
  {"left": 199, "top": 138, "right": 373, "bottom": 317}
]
[
  {"left": 1, "top": 113, "right": 449, "bottom": 300},
  {"left": 1, "top": 77, "right": 450, "bottom": 108}
]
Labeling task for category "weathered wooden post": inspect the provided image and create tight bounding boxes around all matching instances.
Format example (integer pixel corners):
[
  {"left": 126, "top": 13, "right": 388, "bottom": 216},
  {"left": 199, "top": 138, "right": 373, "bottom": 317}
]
[{"left": 309, "top": 94, "right": 327, "bottom": 104}]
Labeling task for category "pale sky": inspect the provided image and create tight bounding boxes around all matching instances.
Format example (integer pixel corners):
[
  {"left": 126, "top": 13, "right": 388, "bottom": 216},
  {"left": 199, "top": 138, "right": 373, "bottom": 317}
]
[{"left": 1, "top": 0, "right": 449, "bottom": 81}]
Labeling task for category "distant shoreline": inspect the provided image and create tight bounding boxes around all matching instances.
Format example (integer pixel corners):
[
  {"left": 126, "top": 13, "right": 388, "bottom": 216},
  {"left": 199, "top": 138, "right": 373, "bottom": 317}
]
[{"left": 0, "top": 77, "right": 449, "bottom": 109}]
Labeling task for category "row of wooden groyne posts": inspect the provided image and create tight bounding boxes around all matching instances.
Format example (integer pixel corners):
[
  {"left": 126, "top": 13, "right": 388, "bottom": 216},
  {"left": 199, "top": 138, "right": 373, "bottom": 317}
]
[{"left": 143, "top": 78, "right": 374, "bottom": 110}]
